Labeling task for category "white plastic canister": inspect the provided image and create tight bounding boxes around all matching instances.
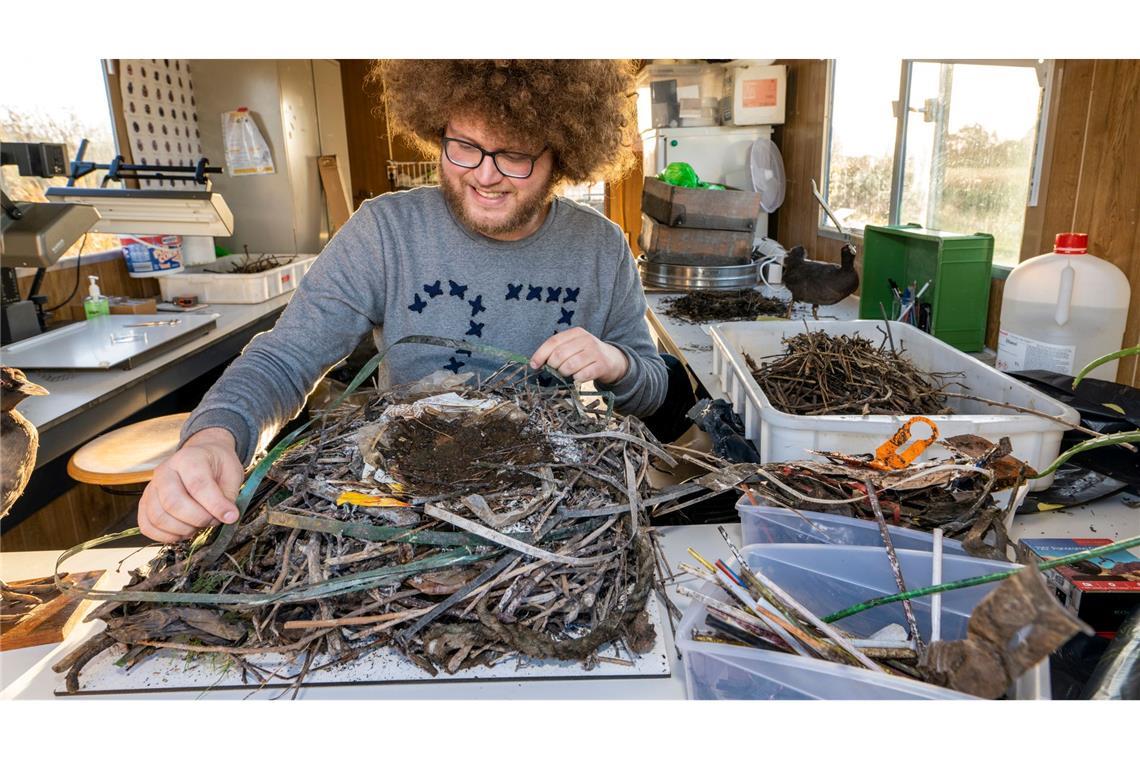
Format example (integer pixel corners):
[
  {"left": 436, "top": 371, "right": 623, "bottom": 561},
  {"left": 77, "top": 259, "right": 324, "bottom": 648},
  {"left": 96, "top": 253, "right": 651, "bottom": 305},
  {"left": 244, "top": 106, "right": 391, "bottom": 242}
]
[{"left": 996, "top": 233, "right": 1131, "bottom": 381}]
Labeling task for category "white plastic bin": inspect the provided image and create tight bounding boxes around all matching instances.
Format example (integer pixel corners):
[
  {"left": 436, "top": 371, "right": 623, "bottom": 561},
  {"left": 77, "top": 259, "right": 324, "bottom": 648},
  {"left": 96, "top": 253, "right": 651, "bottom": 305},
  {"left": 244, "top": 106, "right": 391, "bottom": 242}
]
[
  {"left": 708, "top": 320, "right": 1080, "bottom": 490},
  {"left": 675, "top": 543, "right": 1048, "bottom": 699},
  {"left": 158, "top": 253, "right": 316, "bottom": 304}
]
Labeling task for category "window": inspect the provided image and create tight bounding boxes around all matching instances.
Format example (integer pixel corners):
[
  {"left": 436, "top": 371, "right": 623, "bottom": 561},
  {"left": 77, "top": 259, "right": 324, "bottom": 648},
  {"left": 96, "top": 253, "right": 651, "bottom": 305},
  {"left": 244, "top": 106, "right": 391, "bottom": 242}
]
[
  {"left": 824, "top": 60, "right": 1051, "bottom": 267},
  {"left": 562, "top": 180, "right": 606, "bottom": 214},
  {"left": 0, "top": 59, "right": 120, "bottom": 256}
]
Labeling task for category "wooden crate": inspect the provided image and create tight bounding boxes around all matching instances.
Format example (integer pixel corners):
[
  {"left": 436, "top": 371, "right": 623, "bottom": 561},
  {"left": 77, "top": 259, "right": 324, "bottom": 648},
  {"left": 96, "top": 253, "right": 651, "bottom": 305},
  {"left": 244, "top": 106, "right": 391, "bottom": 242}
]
[
  {"left": 641, "top": 177, "right": 763, "bottom": 231},
  {"left": 639, "top": 214, "right": 754, "bottom": 266}
]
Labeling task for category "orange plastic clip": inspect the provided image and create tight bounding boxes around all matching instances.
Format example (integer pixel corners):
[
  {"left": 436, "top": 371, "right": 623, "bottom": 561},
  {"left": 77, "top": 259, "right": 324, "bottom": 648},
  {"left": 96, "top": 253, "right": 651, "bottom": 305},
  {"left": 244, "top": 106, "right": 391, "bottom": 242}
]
[{"left": 869, "top": 416, "right": 939, "bottom": 471}]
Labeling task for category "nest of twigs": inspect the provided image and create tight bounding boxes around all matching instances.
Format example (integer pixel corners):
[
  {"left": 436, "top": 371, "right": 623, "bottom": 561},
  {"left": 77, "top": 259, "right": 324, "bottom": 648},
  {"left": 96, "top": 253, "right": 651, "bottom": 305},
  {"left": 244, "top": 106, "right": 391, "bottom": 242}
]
[
  {"left": 662, "top": 289, "right": 787, "bottom": 324},
  {"left": 746, "top": 331, "right": 956, "bottom": 416},
  {"left": 56, "top": 371, "right": 669, "bottom": 693}
]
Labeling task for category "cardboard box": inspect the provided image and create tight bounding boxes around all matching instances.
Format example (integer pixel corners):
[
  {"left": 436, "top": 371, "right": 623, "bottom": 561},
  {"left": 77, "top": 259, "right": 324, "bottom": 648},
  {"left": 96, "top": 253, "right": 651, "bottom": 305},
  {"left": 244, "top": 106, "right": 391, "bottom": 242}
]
[
  {"left": 1019, "top": 538, "right": 1140, "bottom": 633},
  {"left": 642, "top": 177, "right": 763, "bottom": 232},
  {"left": 109, "top": 297, "right": 157, "bottom": 315},
  {"left": 721, "top": 64, "right": 787, "bottom": 126}
]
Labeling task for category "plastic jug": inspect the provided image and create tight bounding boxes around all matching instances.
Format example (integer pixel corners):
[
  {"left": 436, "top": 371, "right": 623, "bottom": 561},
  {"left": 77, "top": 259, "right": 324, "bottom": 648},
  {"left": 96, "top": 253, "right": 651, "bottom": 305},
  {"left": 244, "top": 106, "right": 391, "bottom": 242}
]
[{"left": 996, "top": 233, "right": 1131, "bottom": 382}]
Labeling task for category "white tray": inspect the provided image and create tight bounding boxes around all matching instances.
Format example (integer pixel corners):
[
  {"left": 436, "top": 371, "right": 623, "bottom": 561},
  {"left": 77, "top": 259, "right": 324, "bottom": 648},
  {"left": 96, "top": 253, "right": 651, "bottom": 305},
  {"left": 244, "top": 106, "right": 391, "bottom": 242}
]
[
  {"left": 709, "top": 320, "right": 1080, "bottom": 490},
  {"left": 158, "top": 253, "right": 316, "bottom": 304}
]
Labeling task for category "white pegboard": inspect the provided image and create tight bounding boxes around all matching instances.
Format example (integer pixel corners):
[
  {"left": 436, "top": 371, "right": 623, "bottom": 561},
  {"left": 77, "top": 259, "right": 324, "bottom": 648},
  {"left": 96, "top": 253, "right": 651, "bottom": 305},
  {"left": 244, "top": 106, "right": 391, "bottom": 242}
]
[{"left": 118, "top": 59, "right": 203, "bottom": 189}]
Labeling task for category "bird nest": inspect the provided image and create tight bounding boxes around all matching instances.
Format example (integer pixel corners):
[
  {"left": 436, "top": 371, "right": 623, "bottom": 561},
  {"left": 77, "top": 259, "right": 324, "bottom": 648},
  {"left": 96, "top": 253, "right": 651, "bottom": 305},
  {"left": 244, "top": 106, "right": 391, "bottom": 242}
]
[{"left": 57, "top": 371, "right": 670, "bottom": 693}]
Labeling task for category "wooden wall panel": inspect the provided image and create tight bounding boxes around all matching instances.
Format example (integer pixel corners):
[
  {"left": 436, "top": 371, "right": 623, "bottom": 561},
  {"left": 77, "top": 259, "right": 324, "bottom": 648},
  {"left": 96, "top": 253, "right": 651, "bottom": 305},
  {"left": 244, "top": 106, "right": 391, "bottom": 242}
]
[
  {"left": 339, "top": 59, "right": 390, "bottom": 208},
  {"left": 1, "top": 484, "right": 137, "bottom": 552},
  {"left": 775, "top": 59, "right": 855, "bottom": 272},
  {"left": 1021, "top": 59, "right": 1140, "bottom": 386},
  {"left": 338, "top": 59, "right": 427, "bottom": 210},
  {"left": 15, "top": 255, "right": 159, "bottom": 328}
]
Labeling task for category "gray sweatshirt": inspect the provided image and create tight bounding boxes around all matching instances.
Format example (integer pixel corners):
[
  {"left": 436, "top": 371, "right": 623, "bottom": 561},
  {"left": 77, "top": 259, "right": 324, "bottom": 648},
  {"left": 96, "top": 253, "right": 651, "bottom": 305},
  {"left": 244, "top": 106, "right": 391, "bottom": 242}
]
[{"left": 182, "top": 186, "right": 667, "bottom": 465}]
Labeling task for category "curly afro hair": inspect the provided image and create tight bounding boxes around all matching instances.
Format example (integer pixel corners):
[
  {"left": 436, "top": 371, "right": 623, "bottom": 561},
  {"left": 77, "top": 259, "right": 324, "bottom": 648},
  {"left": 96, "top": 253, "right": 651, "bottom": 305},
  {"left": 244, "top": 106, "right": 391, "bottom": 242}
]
[{"left": 370, "top": 60, "right": 639, "bottom": 185}]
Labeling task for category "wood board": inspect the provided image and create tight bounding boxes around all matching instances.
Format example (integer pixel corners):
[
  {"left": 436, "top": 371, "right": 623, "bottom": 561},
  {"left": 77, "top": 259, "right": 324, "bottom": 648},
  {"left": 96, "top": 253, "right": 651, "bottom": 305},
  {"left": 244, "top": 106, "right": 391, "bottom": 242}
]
[
  {"left": 1, "top": 571, "right": 105, "bottom": 651},
  {"left": 639, "top": 214, "right": 754, "bottom": 266},
  {"left": 55, "top": 593, "right": 671, "bottom": 696}
]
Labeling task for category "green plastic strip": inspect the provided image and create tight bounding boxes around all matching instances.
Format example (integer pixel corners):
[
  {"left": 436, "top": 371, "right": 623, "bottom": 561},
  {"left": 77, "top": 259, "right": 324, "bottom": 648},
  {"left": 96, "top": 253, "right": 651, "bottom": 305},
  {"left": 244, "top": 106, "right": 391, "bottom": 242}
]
[
  {"left": 822, "top": 534, "right": 1140, "bottom": 624},
  {"left": 53, "top": 527, "right": 492, "bottom": 606},
  {"left": 1031, "top": 431, "right": 1140, "bottom": 479},
  {"left": 265, "top": 510, "right": 490, "bottom": 547},
  {"left": 1071, "top": 345, "right": 1140, "bottom": 388}
]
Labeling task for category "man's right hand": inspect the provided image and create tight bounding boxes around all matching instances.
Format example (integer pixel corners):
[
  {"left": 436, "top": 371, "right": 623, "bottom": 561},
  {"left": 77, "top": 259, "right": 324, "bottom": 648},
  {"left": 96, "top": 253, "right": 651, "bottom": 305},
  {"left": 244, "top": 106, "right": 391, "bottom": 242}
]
[{"left": 137, "top": 427, "right": 244, "bottom": 543}]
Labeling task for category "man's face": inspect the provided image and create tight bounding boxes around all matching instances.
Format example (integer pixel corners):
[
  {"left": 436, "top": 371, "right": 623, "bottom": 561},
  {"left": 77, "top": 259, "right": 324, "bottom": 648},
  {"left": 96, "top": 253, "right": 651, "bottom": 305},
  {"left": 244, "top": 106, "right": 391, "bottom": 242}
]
[{"left": 438, "top": 114, "right": 556, "bottom": 241}]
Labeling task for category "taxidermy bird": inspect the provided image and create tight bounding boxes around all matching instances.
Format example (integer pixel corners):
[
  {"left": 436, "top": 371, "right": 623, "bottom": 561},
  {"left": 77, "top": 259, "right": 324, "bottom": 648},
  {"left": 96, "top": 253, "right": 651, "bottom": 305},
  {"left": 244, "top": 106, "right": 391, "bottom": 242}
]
[
  {"left": 782, "top": 244, "right": 860, "bottom": 319},
  {"left": 2, "top": 365, "right": 48, "bottom": 519}
]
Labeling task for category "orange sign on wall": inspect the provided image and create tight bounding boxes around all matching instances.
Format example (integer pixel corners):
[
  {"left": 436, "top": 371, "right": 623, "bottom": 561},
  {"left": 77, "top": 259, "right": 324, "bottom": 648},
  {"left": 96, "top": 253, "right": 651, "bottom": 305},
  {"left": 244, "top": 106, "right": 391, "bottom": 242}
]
[{"left": 743, "top": 79, "right": 779, "bottom": 108}]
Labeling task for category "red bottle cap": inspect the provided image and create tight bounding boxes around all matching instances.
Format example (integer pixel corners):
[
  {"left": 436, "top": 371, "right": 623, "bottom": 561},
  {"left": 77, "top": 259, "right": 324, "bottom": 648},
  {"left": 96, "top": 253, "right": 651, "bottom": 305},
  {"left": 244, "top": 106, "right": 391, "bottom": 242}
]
[{"left": 1055, "top": 232, "right": 1088, "bottom": 254}]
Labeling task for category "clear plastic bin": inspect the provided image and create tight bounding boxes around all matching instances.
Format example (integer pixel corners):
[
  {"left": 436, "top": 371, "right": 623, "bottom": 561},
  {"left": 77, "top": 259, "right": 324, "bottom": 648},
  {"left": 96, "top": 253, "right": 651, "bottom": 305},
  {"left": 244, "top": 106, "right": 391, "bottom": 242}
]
[
  {"left": 675, "top": 543, "right": 1048, "bottom": 699},
  {"left": 737, "top": 502, "right": 972, "bottom": 556},
  {"left": 638, "top": 63, "right": 725, "bottom": 129},
  {"left": 678, "top": 635, "right": 973, "bottom": 699}
]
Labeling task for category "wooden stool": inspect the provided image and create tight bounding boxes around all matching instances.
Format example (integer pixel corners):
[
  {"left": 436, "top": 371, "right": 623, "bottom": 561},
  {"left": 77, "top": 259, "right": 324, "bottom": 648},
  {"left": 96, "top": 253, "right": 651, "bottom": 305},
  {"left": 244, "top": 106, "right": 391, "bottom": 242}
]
[{"left": 67, "top": 412, "right": 190, "bottom": 487}]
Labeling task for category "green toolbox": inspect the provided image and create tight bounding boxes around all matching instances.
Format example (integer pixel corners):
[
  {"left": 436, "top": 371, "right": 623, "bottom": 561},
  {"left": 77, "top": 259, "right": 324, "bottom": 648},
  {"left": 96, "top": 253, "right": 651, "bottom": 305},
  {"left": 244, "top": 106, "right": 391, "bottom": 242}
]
[{"left": 858, "top": 224, "right": 994, "bottom": 352}]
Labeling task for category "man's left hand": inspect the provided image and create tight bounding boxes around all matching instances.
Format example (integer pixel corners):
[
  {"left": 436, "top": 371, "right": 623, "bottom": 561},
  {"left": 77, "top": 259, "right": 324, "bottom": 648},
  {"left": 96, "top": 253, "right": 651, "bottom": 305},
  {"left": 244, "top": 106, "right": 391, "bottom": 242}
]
[{"left": 530, "top": 327, "right": 629, "bottom": 385}]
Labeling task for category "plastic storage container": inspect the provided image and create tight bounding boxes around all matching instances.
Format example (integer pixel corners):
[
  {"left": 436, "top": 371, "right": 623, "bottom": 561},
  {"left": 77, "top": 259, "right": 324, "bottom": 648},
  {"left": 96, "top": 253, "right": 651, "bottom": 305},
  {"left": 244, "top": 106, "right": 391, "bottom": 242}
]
[
  {"left": 737, "top": 502, "right": 972, "bottom": 555},
  {"left": 120, "top": 234, "right": 184, "bottom": 278},
  {"left": 675, "top": 543, "right": 1048, "bottom": 699},
  {"left": 857, "top": 224, "right": 994, "bottom": 352},
  {"left": 708, "top": 319, "right": 1080, "bottom": 489},
  {"left": 996, "top": 232, "right": 1132, "bottom": 382},
  {"left": 158, "top": 254, "right": 316, "bottom": 304},
  {"left": 637, "top": 63, "right": 725, "bottom": 129}
]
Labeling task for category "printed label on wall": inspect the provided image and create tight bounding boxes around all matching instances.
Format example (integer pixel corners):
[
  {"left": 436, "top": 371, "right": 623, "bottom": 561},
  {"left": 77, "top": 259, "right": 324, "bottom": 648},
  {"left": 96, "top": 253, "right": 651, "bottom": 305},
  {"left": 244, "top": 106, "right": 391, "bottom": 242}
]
[{"left": 996, "top": 329, "right": 1077, "bottom": 374}]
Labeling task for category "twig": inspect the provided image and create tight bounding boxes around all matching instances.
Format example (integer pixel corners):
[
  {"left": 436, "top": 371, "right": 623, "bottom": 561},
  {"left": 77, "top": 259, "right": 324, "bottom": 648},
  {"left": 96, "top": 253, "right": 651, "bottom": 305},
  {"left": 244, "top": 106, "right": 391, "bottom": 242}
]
[
  {"left": 864, "top": 478, "right": 925, "bottom": 657},
  {"left": 941, "top": 390, "right": 1137, "bottom": 453}
]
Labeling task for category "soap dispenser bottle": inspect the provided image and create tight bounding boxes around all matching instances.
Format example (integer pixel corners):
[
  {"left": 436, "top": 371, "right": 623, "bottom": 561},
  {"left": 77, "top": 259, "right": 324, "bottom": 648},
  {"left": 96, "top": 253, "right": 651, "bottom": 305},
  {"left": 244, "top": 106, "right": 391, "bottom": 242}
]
[{"left": 83, "top": 275, "right": 110, "bottom": 318}]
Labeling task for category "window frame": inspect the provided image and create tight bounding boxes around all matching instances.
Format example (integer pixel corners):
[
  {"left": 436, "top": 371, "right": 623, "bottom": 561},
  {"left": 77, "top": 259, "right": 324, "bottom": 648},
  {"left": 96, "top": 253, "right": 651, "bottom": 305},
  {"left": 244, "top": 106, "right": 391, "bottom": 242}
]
[{"left": 820, "top": 58, "right": 1055, "bottom": 273}]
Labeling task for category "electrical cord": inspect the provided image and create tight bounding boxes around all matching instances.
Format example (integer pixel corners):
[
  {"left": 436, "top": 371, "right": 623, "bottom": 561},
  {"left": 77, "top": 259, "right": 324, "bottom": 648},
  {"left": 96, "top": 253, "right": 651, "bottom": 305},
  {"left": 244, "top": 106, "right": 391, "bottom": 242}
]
[{"left": 44, "top": 233, "right": 90, "bottom": 313}]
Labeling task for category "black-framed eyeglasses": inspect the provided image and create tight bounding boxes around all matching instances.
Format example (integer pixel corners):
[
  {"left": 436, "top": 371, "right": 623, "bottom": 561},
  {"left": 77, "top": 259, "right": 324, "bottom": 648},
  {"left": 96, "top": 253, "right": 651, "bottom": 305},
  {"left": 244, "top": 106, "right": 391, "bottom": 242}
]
[{"left": 440, "top": 135, "right": 546, "bottom": 179}]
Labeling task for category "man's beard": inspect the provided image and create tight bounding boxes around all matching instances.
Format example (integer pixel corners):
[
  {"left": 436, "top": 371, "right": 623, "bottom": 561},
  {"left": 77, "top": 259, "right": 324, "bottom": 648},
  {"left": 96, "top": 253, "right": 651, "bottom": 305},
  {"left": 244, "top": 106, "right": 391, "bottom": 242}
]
[{"left": 440, "top": 168, "right": 554, "bottom": 238}]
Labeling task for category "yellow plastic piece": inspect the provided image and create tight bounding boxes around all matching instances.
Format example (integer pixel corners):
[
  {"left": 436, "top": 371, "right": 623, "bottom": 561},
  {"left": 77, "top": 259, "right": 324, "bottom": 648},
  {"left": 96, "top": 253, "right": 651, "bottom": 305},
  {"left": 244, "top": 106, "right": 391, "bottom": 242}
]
[{"left": 335, "top": 492, "right": 412, "bottom": 508}]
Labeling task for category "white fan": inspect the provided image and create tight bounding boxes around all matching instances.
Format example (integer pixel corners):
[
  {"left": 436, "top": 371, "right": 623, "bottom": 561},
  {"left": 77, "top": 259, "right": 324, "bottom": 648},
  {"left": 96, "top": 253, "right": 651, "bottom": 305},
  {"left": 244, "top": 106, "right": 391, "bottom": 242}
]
[{"left": 749, "top": 137, "right": 786, "bottom": 213}]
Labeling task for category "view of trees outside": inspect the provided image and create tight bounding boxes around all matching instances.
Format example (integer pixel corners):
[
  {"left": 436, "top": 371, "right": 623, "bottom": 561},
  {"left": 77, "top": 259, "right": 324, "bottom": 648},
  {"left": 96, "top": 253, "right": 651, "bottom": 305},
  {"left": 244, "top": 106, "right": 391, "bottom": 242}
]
[
  {"left": 827, "top": 61, "right": 1044, "bottom": 266},
  {"left": 0, "top": 59, "right": 119, "bottom": 255}
]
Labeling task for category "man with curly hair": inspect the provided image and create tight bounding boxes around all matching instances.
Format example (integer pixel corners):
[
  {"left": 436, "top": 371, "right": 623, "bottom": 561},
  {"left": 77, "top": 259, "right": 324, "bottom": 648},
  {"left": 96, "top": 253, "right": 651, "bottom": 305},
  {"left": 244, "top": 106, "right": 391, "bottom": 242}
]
[{"left": 136, "top": 60, "right": 676, "bottom": 543}]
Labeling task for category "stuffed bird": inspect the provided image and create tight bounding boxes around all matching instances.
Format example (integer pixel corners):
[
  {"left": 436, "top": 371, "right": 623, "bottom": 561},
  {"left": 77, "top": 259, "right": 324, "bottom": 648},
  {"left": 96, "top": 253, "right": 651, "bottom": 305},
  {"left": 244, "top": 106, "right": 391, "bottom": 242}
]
[
  {"left": 782, "top": 244, "right": 860, "bottom": 319},
  {"left": 1, "top": 366, "right": 48, "bottom": 519}
]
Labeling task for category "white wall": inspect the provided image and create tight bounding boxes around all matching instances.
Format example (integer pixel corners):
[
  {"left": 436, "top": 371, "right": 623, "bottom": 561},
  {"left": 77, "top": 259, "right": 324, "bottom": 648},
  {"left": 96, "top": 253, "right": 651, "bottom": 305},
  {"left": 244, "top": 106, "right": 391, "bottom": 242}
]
[{"left": 190, "top": 60, "right": 350, "bottom": 255}]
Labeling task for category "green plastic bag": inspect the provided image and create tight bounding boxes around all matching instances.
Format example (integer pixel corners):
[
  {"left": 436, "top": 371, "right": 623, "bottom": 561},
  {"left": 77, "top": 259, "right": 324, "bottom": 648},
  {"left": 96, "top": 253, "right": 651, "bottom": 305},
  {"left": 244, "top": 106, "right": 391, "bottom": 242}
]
[{"left": 658, "top": 162, "right": 700, "bottom": 188}]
